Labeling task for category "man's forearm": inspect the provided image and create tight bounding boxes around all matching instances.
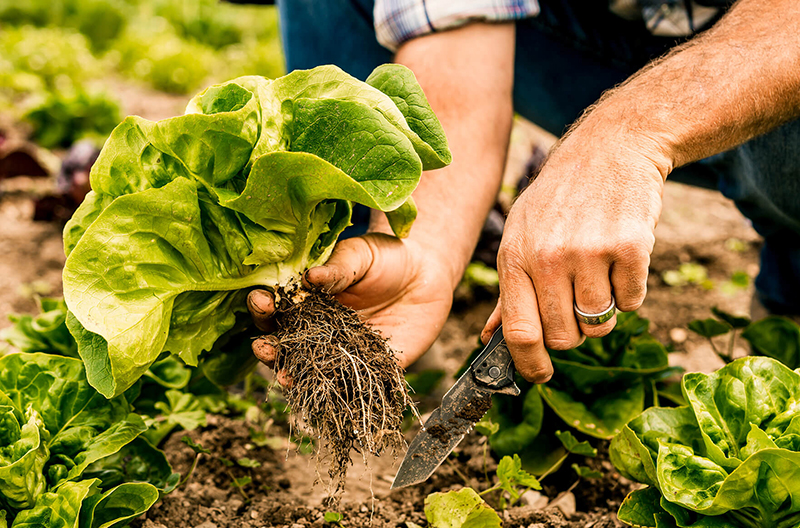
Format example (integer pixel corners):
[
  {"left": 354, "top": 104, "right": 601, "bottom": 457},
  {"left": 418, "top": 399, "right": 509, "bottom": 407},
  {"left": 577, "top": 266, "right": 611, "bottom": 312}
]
[
  {"left": 369, "top": 23, "right": 516, "bottom": 288},
  {"left": 575, "top": 0, "right": 800, "bottom": 177}
]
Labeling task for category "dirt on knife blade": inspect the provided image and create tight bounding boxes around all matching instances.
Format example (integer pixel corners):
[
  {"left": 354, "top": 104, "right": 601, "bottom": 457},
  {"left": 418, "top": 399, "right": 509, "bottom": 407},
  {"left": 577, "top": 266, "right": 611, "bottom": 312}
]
[{"left": 426, "top": 392, "right": 493, "bottom": 445}]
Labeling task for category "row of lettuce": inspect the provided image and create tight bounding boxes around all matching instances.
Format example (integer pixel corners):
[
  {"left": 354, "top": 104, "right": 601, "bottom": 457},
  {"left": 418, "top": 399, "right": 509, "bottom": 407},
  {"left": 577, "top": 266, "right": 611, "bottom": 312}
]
[
  {"left": 0, "top": 0, "right": 283, "bottom": 149},
  {"left": 10, "top": 270, "right": 800, "bottom": 528},
  {"left": 423, "top": 308, "right": 800, "bottom": 528},
  {"left": 0, "top": 297, "right": 271, "bottom": 527},
  {"left": 6, "top": 292, "right": 800, "bottom": 527}
]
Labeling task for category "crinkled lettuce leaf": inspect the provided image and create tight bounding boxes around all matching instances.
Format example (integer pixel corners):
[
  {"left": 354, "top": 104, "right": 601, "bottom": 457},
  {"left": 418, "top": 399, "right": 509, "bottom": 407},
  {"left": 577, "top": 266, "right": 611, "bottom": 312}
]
[
  {"left": 62, "top": 64, "right": 450, "bottom": 397},
  {"left": 10, "top": 479, "right": 160, "bottom": 528},
  {"left": 0, "top": 299, "right": 77, "bottom": 358},
  {"left": 83, "top": 437, "right": 179, "bottom": 494},
  {"left": 0, "top": 354, "right": 173, "bottom": 527},
  {"left": 611, "top": 356, "right": 800, "bottom": 527}
]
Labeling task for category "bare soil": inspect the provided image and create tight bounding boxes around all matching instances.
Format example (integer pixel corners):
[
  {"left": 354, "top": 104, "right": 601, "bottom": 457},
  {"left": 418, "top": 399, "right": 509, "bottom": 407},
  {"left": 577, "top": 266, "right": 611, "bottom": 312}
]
[
  {"left": 136, "top": 414, "right": 628, "bottom": 528},
  {"left": 0, "top": 108, "right": 762, "bottom": 526}
]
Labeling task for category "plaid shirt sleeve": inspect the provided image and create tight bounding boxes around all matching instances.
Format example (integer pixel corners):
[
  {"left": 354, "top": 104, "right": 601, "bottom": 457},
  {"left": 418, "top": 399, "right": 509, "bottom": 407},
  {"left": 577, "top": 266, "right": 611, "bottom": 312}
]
[{"left": 374, "top": 0, "right": 540, "bottom": 51}]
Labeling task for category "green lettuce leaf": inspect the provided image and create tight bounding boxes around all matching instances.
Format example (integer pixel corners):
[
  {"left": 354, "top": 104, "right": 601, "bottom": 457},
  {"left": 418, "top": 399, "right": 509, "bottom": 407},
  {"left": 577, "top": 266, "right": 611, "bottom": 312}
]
[
  {"left": 0, "top": 354, "right": 173, "bottom": 526},
  {"left": 63, "top": 65, "right": 451, "bottom": 397},
  {"left": 1, "top": 299, "right": 77, "bottom": 357},
  {"left": 424, "top": 488, "right": 501, "bottom": 528},
  {"left": 143, "top": 358, "right": 191, "bottom": 391},
  {"left": 10, "top": 480, "right": 95, "bottom": 528},
  {"left": 0, "top": 405, "right": 48, "bottom": 510},
  {"left": 0, "top": 354, "right": 145, "bottom": 508},
  {"left": 83, "top": 437, "right": 179, "bottom": 494},
  {"left": 541, "top": 313, "right": 670, "bottom": 439},
  {"left": 143, "top": 389, "right": 207, "bottom": 447},
  {"left": 617, "top": 486, "right": 664, "bottom": 527},
  {"left": 9, "top": 479, "right": 160, "bottom": 528},
  {"left": 79, "top": 481, "right": 160, "bottom": 528},
  {"left": 611, "top": 356, "right": 800, "bottom": 528},
  {"left": 487, "top": 381, "right": 543, "bottom": 456},
  {"left": 742, "top": 317, "right": 800, "bottom": 369}
]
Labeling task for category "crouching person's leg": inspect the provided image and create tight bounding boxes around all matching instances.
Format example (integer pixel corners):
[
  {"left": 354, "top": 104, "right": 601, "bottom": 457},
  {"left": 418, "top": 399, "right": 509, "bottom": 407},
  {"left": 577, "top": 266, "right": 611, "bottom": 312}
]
[{"left": 698, "top": 119, "right": 800, "bottom": 316}]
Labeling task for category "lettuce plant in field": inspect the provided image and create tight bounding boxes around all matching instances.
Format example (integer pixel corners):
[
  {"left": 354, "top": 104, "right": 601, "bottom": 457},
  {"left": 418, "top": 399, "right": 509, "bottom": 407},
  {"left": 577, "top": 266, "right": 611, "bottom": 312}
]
[
  {"left": 611, "top": 356, "right": 800, "bottom": 527},
  {"left": 62, "top": 64, "right": 450, "bottom": 398},
  {"left": 0, "top": 298, "right": 76, "bottom": 357},
  {"left": 0, "top": 353, "right": 177, "bottom": 528},
  {"left": 1, "top": 300, "right": 226, "bottom": 450}
]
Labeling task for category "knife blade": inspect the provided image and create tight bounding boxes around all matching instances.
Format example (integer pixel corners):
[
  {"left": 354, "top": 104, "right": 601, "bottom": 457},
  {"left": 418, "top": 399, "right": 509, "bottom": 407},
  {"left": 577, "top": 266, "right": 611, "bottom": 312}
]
[{"left": 391, "top": 325, "right": 519, "bottom": 489}]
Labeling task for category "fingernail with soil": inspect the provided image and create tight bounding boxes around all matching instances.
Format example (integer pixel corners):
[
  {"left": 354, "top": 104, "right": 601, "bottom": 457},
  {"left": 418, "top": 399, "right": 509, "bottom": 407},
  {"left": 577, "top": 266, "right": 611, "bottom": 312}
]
[
  {"left": 252, "top": 336, "right": 279, "bottom": 364},
  {"left": 248, "top": 290, "right": 273, "bottom": 314},
  {"left": 303, "top": 268, "right": 325, "bottom": 291}
]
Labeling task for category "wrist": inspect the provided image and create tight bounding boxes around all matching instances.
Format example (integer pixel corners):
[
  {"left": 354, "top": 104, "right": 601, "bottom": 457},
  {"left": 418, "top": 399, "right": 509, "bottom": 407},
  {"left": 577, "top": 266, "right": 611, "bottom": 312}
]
[
  {"left": 566, "top": 102, "right": 677, "bottom": 183},
  {"left": 369, "top": 209, "right": 471, "bottom": 291}
]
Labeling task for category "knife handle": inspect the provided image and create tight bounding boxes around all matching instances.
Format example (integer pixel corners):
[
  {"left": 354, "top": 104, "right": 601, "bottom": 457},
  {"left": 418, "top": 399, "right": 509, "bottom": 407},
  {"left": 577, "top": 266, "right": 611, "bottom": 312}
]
[{"left": 470, "top": 325, "right": 520, "bottom": 396}]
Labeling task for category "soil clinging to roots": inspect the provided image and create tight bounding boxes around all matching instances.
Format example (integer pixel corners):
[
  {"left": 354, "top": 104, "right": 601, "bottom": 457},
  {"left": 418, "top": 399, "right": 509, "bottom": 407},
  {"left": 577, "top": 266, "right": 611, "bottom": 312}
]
[{"left": 272, "top": 287, "right": 415, "bottom": 503}]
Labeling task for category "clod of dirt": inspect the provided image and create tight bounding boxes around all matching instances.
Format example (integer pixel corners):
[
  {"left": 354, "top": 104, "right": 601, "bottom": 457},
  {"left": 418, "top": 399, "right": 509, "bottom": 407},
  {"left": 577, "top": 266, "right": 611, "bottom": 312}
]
[
  {"left": 272, "top": 287, "right": 416, "bottom": 504},
  {"left": 454, "top": 392, "right": 493, "bottom": 421},
  {"left": 425, "top": 423, "right": 451, "bottom": 444}
]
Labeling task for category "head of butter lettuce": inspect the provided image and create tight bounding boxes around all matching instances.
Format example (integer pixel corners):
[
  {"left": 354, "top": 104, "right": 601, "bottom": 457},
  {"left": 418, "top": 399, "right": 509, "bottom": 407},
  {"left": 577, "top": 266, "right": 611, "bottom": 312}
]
[
  {"left": 611, "top": 356, "right": 800, "bottom": 527},
  {"left": 62, "top": 65, "right": 451, "bottom": 398}
]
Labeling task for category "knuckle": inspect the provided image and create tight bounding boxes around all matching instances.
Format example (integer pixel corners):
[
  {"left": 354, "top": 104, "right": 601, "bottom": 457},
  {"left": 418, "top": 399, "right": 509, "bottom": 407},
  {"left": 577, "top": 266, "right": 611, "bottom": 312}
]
[
  {"left": 571, "top": 239, "right": 609, "bottom": 262},
  {"left": 575, "top": 283, "right": 611, "bottom": 310},
  {"left": 613, "top": 237, "right": 651, "bottom": 263},
  {"left": 614, "top": 269, "right": 649, "bottom": 311},
  {"left": 617, "top": 286, "right": 647, "bottom": 312},
  {"left": 497, "top": 241, "right": 527, "bottom": 271},
  {"left": 544, "top": 334, "right": 581, "bottom": 350},
  {"left": 503, "top": 323, "right": 543, "bottom": 350},
  {"left": 580, "top": 319, "right": 617, "bottom": 338},
  {"left": 518, "top": 362, "right": 554, "bottom": 384}
]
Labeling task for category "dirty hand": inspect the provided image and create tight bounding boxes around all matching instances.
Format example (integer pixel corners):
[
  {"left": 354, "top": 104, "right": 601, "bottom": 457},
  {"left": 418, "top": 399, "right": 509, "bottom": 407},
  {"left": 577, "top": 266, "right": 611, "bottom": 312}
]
[
  {"left": 248, "top": 232, "right": 455, "bottom": 378},
  {"left": 483, "top": 122, "right": 668, "bottom": 383}
]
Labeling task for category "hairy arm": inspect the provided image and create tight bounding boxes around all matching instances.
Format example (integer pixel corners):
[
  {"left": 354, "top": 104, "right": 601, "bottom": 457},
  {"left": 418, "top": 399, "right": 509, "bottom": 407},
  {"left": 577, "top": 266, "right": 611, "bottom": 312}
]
[
  {"left": 491, "top": 0, "right": 800, "bottom": 382},
  {"left": 578, "top": 0, "right": 800, "bottom": 175}
]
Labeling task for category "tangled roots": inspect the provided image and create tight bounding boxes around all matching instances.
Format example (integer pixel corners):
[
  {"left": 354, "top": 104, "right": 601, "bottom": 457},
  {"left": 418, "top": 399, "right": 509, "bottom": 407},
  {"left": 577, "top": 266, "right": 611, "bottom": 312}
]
[{"left": 272, "top": 287, "right": 416, "bottom": 503}]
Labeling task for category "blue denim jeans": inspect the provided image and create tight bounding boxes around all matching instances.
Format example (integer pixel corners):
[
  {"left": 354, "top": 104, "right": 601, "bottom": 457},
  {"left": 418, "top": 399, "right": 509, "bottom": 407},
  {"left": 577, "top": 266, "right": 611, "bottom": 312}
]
[{"left": 278, "top": 0, "right": 800, "bottom": 313}]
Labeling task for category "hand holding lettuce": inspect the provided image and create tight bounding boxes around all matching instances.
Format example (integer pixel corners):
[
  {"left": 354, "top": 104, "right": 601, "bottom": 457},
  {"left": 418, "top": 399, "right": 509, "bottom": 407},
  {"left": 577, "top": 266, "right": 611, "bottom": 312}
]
[{"left": 62, "top": 64, "right": 450, "bottom": 398}]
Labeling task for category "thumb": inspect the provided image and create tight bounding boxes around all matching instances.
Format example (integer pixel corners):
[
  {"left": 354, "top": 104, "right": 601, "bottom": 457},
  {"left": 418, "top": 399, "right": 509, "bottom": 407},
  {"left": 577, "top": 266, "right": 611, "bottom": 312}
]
[{"left": 304, "top": 237, "right": 375, "bottom": 294}]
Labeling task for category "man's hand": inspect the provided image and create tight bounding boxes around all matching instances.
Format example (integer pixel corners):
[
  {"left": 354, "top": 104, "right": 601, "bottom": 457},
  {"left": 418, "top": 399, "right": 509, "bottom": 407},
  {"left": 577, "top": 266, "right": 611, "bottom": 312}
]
[
  {"left": 483, "top": 122, "right": 665, "bottom": 382},
  {"left": 250, "top": 23, "right": 516, "bottom": 375},
  {"left": 483, "top": 0, "right": 800, "bottom": 383},
  {"left": 249, "top": 233, "right": 455, "bottom": 373}
]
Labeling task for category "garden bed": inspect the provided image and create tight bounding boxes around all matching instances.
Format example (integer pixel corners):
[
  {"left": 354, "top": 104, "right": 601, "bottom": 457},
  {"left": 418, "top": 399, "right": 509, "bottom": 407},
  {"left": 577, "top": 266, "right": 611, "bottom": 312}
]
[{"left": 0, "top": 102, "right": 763, "bottom": 527}]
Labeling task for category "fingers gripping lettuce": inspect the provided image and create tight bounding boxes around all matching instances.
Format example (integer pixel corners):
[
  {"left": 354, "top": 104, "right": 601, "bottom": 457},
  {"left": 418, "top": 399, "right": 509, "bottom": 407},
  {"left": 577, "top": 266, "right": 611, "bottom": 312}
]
[
  {"left": 62, "top": 65, "right": 451, "bottom": 398},
  {"left": 611, "top": 356, "right": 800, "bottom": 528}
]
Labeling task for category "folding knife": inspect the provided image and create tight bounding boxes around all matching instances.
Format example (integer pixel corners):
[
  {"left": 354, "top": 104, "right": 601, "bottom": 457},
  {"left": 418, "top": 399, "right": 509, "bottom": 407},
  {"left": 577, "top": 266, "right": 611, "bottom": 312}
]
[{"left": 391, "top": 325, "right": 519, "bottom": 489}]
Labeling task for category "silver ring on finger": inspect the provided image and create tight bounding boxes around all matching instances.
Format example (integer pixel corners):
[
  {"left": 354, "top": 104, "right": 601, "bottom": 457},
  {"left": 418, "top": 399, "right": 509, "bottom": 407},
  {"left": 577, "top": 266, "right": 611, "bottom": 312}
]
[{"left": 574, "top": 297, "right": 616, "bottom": 325}]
